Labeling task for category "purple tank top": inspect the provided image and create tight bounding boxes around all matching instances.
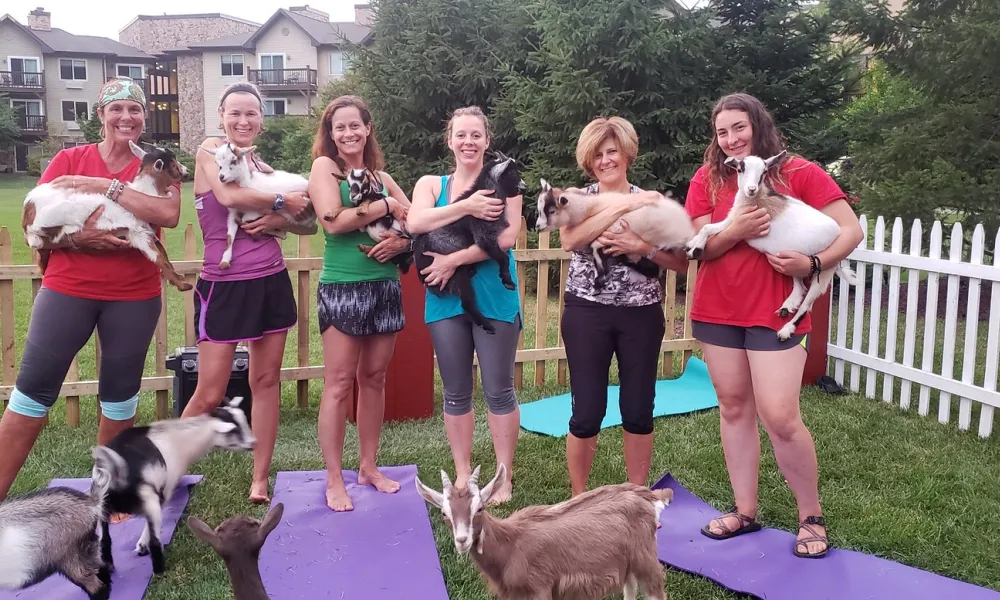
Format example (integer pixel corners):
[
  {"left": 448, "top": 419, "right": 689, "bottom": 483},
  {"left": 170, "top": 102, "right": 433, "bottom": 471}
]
[{"left": 195, "top": 187, "right": 286, "bottom": 282}]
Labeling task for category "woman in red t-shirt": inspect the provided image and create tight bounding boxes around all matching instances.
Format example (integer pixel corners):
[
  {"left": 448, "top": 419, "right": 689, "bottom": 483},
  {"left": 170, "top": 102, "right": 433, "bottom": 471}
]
[
  {"left": 685, "top": 93, "right": 863, "bottom": 558},
  {"left": 0, "top": 77, "right": 181, "bottom": 503}
]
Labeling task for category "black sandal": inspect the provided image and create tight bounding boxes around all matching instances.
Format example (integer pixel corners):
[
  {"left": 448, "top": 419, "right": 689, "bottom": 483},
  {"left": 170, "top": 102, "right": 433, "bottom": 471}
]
[
  {"left": 794, "top": 515, "right": 829, "bottom": 558},
  {"left": 700, "top": 508, "right": 762, "bottom": 540}
]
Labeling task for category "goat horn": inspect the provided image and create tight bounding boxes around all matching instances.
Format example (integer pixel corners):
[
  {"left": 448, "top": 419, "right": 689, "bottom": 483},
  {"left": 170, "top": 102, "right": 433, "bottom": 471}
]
[
  {"left": 440, "top": 470, "right": 453, "bottom": 490},
  {"left": 469, "top": 465, "right": 481, "bottom": 488}
]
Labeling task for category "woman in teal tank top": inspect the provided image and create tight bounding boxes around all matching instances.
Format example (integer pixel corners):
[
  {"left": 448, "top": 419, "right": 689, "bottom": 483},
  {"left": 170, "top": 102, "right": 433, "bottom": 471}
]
[
  {"left": 307, "top": 95, "right": 412, "bottom": 513},
  {"left": 406, "top": 106, "right": 523, "bottom": 505}
]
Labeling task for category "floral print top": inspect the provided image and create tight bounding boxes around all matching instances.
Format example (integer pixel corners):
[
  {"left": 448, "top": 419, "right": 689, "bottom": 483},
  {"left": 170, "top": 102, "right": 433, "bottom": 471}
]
[{"left": 563, "top": 183, "right": 666, "bottom": 307}]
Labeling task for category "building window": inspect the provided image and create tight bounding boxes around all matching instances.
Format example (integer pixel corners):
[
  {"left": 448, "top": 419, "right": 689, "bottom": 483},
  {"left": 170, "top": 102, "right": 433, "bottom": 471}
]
[
  {"left": 263, "top": 99, "right": 286, "bottom": 116},
  {"left": 221, "top": 54, "right": 244, "bottom": 77},
  {"left": 330, "top": 50, "right": 351, "bottom": 75},
  {"left": 61, "top": 100, "right": 89, "bottom": 121},
  {"left": 59, "top": 59, "right": 87, "bottom": 80},
  {"left": 117, "top": 64, "right": 143, "bottom": 80}
]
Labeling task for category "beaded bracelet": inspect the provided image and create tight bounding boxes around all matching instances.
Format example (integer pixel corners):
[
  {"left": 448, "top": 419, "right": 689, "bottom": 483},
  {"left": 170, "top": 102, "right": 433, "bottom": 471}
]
[
  {"left": 105, "top": 178, "right": 124, "bottom": 202},
  {"left": 809, "top": 255, "right": 822, "bottom": 276}
]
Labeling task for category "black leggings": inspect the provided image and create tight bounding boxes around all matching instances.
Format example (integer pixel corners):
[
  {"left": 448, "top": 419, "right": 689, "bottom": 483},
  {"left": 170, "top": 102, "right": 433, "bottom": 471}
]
[
  {"left": 561, "top": 293, "right": 665, "bottom": 438},
  {"left": 11, "top": 287, "right": 161, "bottom": 419}
]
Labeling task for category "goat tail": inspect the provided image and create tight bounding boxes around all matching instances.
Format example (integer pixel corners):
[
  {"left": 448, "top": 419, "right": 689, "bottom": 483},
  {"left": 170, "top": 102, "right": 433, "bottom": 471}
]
[
  {"left": 92, "top": 445, "right": 129, "bottom": 493},
  {"left": 835, "top": 262, "right": 859, "bottom": 286}
]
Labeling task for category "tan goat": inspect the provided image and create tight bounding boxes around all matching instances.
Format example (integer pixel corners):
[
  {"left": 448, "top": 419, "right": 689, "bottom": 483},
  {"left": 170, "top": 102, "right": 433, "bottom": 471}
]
[{"left": 416, "top": 463, "right": 672, "bottom": 600}]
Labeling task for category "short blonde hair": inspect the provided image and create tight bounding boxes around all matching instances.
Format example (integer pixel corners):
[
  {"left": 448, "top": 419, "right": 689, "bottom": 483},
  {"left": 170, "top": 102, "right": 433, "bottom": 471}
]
[{"left": 575, "top": 116, "right": 639, "bottom": 179}]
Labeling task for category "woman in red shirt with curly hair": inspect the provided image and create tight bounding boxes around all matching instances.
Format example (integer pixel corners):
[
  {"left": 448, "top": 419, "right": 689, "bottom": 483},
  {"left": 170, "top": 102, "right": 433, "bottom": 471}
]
[{"left": 684, "top": 93, "right": 863, "bottom": 559}]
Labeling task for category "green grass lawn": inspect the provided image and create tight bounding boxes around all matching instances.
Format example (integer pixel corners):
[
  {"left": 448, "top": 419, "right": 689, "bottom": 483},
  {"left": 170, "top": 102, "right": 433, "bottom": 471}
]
[{"left": 1, "top": 173, "right": 999, "bottom": 598}]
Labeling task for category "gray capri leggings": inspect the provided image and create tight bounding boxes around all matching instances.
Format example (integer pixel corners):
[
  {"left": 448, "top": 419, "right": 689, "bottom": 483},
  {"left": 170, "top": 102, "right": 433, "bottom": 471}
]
[
  {"left": 10, "top": 287, "right": 161, "bottom": 419},
  {"left": 429, "top": 314, "right": 521, "bottom": 416}
]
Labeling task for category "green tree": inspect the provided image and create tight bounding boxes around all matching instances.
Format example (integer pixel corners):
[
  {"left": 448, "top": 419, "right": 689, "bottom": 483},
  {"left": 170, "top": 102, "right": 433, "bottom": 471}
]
[
  {"left": 78, "top": 103, "right": 102, "bottom": 143},
  {"left": 829, "top": 0, "right": 1000, "bottom": 238},
  {"left": 0, "top": 94, "right": 19, "bottom": 150}
]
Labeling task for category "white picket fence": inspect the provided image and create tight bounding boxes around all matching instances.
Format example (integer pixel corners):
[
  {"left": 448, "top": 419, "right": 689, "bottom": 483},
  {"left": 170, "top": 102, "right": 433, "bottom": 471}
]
[{"left": 827, "top": 215, "right": 1000, "bottom": 438}]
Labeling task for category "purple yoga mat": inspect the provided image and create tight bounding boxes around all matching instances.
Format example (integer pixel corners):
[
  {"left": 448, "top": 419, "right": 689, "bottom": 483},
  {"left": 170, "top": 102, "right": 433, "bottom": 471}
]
[
  {"left": 652, "top": 472, "right": 1000, "bottom": 599},
  {"left": 259, "top": 465, "right": 450, "bottom": 599},
  {"left": 0, "top": 474, "right": 202, "bottom": 600}
]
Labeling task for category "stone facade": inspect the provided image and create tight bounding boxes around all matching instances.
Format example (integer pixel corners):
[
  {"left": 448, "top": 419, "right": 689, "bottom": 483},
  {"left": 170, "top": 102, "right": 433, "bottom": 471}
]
[
  {"left": 178, "top": 55, "right": 206, "bottom": 154},
  {"left": 119, "top": 15, "right": 259, "bottom": 55}
]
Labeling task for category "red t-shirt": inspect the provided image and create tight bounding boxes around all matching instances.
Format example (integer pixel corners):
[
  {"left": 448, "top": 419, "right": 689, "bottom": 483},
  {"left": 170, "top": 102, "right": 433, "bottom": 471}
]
[
  {"left": 36, "top": 144, "right": 166, "bottom": 301},
  {"left": 684, "top": 156, "right": 846, "bottom": 335}
]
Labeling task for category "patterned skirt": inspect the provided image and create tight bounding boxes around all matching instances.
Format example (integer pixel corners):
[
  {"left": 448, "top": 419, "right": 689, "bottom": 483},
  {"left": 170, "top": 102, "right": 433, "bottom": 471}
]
[{"left": 316, "top": 279, "right": 405, "bottom": 337}]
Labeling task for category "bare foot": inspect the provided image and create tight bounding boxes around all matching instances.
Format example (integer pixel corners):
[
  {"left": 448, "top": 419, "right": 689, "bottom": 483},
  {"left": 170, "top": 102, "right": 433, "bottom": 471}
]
[
  {"left": 326, "top": 476, "right": 353, "bottom": 512},
  {"left": 109, "top": 512, "right": 133, "bottom": 524},
  {"left": 358, "top": 468, "right": 400, "bottom": 494},
  {"left": 249, "top": 479, "right": 270, "bottom": 504}
]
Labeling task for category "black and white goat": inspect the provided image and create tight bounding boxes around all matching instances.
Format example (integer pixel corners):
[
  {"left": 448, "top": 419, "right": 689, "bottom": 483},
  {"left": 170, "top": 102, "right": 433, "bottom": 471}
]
[
  {"left": 95, "top": 396, "right": 256, "bottom": 575},
  {"left": 416, "top": 464, "right": 673, "bottom": 600},
  {"left": 534, "top": 179, "right": 694, "bottom": 288},
  {"left": 187, "top": 503, "right": 284, "bottom": 600},
  {"left": 411, "top": 152, "right": 526, "bottom": 334},
  {"left": 342, "top": 168, "right": 414, "bottom": 273},
  {"left": 0, "top": 456, "right": 116, "bottom": 599},
  {"left": 683, "top": 151, "right": 859, "bottom": 340},
  {"left": 22, "top": 140, "right": 191, "bottom": 292},
  {"left": 201, "top": 141, "right": 319, "bottom": 269}
]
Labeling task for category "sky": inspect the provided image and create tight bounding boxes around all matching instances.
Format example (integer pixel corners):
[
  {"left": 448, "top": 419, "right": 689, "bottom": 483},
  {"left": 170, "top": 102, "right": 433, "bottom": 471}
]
[{"left": 4, "top": 0, "right": 706, "bottom": 42}]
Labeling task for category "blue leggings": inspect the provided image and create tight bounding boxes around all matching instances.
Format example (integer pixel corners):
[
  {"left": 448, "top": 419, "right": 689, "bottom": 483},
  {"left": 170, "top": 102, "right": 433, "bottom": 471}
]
[{"left": 10, "top": 287, "right": 161, "bottom": 420}]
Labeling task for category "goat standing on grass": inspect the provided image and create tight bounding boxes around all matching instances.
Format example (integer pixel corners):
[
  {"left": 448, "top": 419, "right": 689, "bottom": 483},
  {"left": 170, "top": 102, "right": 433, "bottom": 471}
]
[
  {"left": 200, "top": 141, "right": 319, "bottom": 270},
  {"left": 22, "top": 140, "right": 192, "bottom": 292},
  {"left": 0, "top": 457, "right": 115, "bottom": 599},
  {"left": 683, "top": 151, "right": 860, "bottom": 340},
  {"left": 417, "top": 463, "right": 673, "bottom": 600},
  {"left": 94, "top": 397, "right": 256, "bottom": 575},
  {"left": 187, "top": 503, "right": 283, "bottom": 600}
]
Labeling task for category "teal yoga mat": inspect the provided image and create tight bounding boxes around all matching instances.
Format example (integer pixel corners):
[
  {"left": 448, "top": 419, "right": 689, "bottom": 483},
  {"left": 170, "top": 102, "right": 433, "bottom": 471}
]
[{"left": 519, "top": 356, "right": 719, "bottom": 437}]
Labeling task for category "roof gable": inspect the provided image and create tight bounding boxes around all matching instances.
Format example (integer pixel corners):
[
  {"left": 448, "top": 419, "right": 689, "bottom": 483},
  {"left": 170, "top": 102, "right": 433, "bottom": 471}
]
[
  {"left": 0, "top": 14, "right": 52, "bottom": 52},
  {"left": 0, "top": 14, "right": 154, "bottom": 59},
  {"left": 242, "top": 9, "right": 370, "bottom": 50}
]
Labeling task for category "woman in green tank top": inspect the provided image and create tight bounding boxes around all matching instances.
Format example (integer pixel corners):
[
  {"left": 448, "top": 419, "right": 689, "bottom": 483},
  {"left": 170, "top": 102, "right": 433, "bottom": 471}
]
[{"left": 307, "top": 95, "right": 412, "bottom": 513}]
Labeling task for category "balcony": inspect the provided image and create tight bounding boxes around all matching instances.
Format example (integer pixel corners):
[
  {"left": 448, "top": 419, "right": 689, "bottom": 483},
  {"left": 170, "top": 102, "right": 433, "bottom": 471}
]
[
  {"left": 18, "top": 114, "right": 47, "bottom": 136},
  {"left": 248, "top": 69, "right": 318, "bottom": 94},
  {"left": 0, "top": 71, "right": 44, "bottom": 93}
]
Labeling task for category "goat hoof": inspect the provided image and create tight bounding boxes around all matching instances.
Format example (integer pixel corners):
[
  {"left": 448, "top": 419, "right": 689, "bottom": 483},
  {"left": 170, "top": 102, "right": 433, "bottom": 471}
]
[
  {"left": 136, "top": 544, "right": 149, "bottom": 556},
  {"left": 218, "top": 261, "right": 230, "bottom": 270},
  {"left": 778, "top": 308, "right": 791, "bottom": 318}
]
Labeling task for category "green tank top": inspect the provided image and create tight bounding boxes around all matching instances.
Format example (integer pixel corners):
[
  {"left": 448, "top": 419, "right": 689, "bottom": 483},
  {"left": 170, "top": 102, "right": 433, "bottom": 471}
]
[{"left": 319, "top": 178, "right": 400, "bottom": 284}]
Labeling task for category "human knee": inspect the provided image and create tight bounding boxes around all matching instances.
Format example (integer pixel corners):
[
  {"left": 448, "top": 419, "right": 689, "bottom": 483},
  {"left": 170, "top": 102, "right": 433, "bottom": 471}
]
[
  {"left": 717, "top": 391, "right": 755, "bottom": 424},
  {"left": 483, "top": 382, "right": 517, "bottom": 416},
  {"left": 568, "top": 399, "right": 604, "bottom": 439},
  {"left": 442, "top": 390, "right": 473, "bottom": 416},
  {"left": 621, "top": 402, "right": 654, "bottom": 435},
  {"left": 758, "top": 405, "right": 804, "bottom": 443},
  {"left": 101, "top": 394, "right": 138, "bottom": 421},
  {"left": 356, "top": 364, "right": 388, "bottom": 391},
  {"left": 7, "top": 387, "right": 53, "bottom": 418},
  {"left": 249, "top": 367, "right": 281, "bottom": 392}
]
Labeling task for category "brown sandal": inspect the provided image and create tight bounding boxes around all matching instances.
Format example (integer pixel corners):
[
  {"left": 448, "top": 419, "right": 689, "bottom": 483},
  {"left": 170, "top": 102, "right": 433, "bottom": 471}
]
[
  {"left": 794, "top": 515, "right": 829, "bottom": 558},
  {"left": 700, "top": 508, "right": 762, "bottom": 540}
]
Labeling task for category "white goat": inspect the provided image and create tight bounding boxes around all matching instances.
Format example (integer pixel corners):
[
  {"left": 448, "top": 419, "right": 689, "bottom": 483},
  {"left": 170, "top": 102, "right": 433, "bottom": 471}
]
[
  {"left": 95, "top": 397, "right": 256, "bottom": 575},
  {"left": 200, "top": 142, "right": 319, "bottom": 269},
  {"left": 534, "top": 179, "right": 694, "bottom": 286},
  {"left": 187, "top": 503, "right": 284, "bottom": 600},
  {"left": 683, "top": 151, "right": 859, "bottom": 340},
  {"left": 22, "top": 140, "right": 191, "bottom": 292},
  {"left": 416, "top": 463, "right": 673, "bottom": 600},
  {"left": 0, "top": 457, "right": 114, "bottom": 599}
]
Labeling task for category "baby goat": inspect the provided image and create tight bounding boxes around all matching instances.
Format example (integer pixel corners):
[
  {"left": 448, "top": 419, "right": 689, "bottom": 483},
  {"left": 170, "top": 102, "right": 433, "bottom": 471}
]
[
  {"left": 202, "top": 142, "right": 319, "bottom": 270},
  {"left": 683, "top": 151, "right": 858, "bottom": 340},
  {"left": 187, "top": 502, "right": 284, "bottom": 600},
  {"left": 416, "top": 463, "right": 673, "bottom": 600},
  {"left": 535, "top": 179, "right": 694, "bottom": 288},
  {"left": 412, "top": 152, "right": 526, "bottom": 334},
  {"left": 343, "top": 167, "right": 414, "bottom": 273},
  {"left": 22, "top": 140, "right": 191, "bottom": 292},
  {"left": 95, "top": 396, "right": 256, "bottom": 575},
  {"left": 0, "top": 456, "right": 115, "bottom": 599}
]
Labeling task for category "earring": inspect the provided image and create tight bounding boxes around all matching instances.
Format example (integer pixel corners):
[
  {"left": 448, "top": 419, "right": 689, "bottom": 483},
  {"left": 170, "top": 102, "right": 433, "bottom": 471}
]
[{"left": 218, "top": 122, "right": 224, "bottom": 130}]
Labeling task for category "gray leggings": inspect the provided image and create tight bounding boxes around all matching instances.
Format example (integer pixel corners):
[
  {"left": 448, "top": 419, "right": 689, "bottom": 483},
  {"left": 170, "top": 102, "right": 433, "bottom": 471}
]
[
  {"left": 11, "top": 287, "right": 161, "bottom": 418},
  {"left": 429, "top": 314, "right": 521, "bottom": 416}
]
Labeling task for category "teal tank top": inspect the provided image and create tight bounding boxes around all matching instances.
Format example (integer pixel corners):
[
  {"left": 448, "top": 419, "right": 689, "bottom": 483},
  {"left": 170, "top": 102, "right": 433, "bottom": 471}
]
[{"left": 424, "top": 175, "right": 522, "bottom": 325}]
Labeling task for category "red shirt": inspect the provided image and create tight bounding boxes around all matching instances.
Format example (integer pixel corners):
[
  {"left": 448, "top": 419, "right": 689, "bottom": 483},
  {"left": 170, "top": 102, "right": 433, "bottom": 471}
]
[
  {"left": 36, "top": 144, "right": 165, "bottom": 301},
  {"left": 684, "top": 156, "right": 846, "bottom": 335}
]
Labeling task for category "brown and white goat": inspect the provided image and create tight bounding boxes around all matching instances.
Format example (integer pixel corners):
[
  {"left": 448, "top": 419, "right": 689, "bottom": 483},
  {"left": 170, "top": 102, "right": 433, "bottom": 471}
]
[
  {"left": 22, "top": 140, "right": 191, "bottom": 292},
  {"left": 416, "top": 463, "right": 673, "bottom": 600},
  {"left": 187, "top": 502, "right": 283, "bottom": 600}
]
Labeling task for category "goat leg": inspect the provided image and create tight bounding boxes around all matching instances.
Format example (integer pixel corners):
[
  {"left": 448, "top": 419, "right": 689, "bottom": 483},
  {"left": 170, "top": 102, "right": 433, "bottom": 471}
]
[
  {"left": 776, "top": 269, "right": 837, "bottom": 341},
  {"left": 220, "top": 210, "right": 239, "bottom": 269},
  {"left": 152, "top": 237, "right": 193, "bottom": 292},
  {"left": 684, "top": 197, "right": 746, "bottom": 259},
  {"left": 135, "top": 486, "right": 166, "bottom": 574},
  {"left": 475, "top": 234, "right": 516, "bottom": 291},
  {"left": 453, "top": 271, "right": 495, "bottom": 334},
  {"left": 59, "top": 552, "right": 111, "bottom": 600},
  {"left": 100, "top": 519, "right": 115, "bottom": 573},
  {"left": 778, "top": 276, "right": 807, "bottom": 318}
]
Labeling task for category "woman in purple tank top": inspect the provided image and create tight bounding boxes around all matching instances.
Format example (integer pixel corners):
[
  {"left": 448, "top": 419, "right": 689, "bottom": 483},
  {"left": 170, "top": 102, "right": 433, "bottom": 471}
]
[{"left": 180, "top": 82, "right": 314, "bottom": 505}]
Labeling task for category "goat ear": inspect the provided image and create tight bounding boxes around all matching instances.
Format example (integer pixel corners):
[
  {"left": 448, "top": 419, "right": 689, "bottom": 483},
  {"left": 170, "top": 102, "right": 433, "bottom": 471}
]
[
  {"left": 153, "top": 158, "right": 165, "bottom": 172},
  {"left": 724, "top": 157, "right": 739, "bottom": 170},
  {"left": 479, "top": 463, "right": 506, "bottom": 504},
  {"left": 236, "top": 145, "right": 257, "bottom": 157},
  {"left": 213, "top": 420, "right": 237, "bottom": 434},
  {"left": 415, "top": 475, "right": 445, "bottom": 509},
  {"left": 92, "top": 445, "right": 128, "bottom": 489},
  {"left": 764, "top": 150, "right": 787, "bottom": 169},
  {"left": 187, "top": 516, "right": 223, "bottom": 552},
  {"left": 256, "top": 502, "right": 284, "bottom": 546},
  {"left": 539, "top": 178, "right": 550, "bottom": 192},
  {"left": 129, "top": 140, "right": 146, "bottom": 160}
]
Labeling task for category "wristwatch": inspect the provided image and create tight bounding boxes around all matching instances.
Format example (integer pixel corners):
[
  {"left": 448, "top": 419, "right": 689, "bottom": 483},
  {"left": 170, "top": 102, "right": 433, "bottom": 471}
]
[{"left": 272, "top": 193, "right": 285, "bottom": 212}]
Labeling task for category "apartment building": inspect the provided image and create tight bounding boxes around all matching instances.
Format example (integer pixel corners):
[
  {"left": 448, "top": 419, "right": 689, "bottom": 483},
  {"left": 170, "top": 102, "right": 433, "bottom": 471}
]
[{"left": 1, "top": 4, "right": 373, "bottom": 172}]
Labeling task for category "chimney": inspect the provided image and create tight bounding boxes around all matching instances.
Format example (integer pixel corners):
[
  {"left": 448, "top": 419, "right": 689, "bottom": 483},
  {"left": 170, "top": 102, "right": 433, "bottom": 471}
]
[
  {"left": 289, "top": 5, "right": 330, "bottom": 22},
  {"left": 27, "top": 7, "right": 51, "bottom": 31},
  {"left": 354, "top": 3, "right": 373, "bottom": 26}
]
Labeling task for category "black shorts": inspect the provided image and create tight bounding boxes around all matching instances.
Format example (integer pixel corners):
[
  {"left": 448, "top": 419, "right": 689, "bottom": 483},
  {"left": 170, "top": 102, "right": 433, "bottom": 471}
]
[
  {"left": 193, "top": 269, "right": 297, "bottom": 344},
  {"left": 692, "top": 320, "right": 808, "bottom": 352}
]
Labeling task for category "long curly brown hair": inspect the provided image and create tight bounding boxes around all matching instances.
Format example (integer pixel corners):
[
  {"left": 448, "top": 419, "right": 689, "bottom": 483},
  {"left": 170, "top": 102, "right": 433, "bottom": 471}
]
[
  {"left": 703, "top": 93, "right": 798, "bottom": 205},
  {"left": 311, "top": 95, "right": 384, "bottom": 173}
]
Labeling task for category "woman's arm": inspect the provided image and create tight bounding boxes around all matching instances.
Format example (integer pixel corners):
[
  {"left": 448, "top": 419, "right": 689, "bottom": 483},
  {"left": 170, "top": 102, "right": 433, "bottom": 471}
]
[
  {"left": 308, "top": 157, "right": 404, "bottom": 235},
  {"left": 196, "top": 139, "right": 297, "bottom": 213},
  {"left": 405, "top": 175, "right": 475, "bottom": 234},
  {"left": 559, "top": 193, "right": 659, "bottom": 252}
]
